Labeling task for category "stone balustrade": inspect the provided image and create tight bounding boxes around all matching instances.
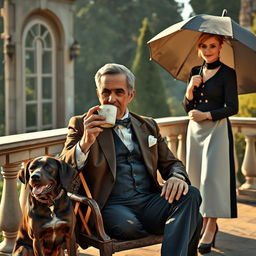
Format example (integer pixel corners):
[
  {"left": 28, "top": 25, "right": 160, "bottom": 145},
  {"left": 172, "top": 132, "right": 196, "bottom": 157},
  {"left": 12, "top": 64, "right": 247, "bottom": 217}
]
[{"left": 0, "top": 117, "right": 255, "bottom": 255}]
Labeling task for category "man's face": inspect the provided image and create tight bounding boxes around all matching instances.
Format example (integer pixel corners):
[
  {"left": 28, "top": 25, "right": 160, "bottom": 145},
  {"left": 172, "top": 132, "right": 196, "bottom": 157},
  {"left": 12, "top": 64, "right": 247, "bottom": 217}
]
[{"left": 96, "top": 73, "right": 135, "bottom": 120}]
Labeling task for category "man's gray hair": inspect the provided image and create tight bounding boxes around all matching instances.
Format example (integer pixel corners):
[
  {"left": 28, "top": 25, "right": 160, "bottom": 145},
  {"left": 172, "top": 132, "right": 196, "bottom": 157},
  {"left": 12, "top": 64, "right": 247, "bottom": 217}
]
[{"left": 95, "top": 63, "right": 135, "bottom": 93}]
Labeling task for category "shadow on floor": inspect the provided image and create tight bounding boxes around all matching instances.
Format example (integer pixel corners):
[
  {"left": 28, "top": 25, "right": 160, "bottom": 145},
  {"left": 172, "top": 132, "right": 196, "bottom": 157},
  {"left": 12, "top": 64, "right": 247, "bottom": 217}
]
[{"left": 202, "top": 231, "right": 256, "bottom": 256}]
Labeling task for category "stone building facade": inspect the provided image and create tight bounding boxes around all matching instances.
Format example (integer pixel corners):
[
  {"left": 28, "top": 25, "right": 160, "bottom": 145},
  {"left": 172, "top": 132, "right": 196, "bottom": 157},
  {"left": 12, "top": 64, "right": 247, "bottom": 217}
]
[
  {"left": 1, "top": 0, "right": 76, "bottom": 135},
  {"left": 239, "top": 0, "right": 256, "bottom": 28}
]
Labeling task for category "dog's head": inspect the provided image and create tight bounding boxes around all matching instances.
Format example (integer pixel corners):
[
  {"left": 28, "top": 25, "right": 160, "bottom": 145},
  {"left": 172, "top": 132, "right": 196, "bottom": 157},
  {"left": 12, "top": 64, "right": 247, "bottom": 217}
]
[{"left": 19, "top": 156, "right": 77, "bottom": 198}]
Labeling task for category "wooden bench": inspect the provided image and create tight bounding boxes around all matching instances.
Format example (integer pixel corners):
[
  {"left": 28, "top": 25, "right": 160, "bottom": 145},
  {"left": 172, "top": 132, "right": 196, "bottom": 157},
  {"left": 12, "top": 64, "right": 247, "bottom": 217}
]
[{"left": 68, "top": 172, "right": 163, "bottom": 256}]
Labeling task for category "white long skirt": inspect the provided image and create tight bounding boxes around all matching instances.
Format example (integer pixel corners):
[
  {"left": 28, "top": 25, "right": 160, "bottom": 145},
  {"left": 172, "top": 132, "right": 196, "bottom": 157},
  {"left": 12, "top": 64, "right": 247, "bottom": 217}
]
[{"left": 186, "top": 118, "right": 237, "bottom": 218}]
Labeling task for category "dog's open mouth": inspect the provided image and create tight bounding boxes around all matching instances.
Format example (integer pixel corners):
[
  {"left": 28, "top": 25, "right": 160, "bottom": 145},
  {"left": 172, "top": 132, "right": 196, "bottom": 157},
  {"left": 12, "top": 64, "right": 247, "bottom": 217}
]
[{"left": 32, "top": 184, "right": 54, "bottom": 196}]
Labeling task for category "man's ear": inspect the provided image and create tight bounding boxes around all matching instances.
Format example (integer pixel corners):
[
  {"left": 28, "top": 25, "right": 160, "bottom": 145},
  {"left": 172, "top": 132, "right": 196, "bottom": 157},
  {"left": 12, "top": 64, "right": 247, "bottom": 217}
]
[
  {"left": 128, "top": 90, "right": 136, "bottom": 103},
  {"left": 18, "top": 160, "right": 31, "bottom": 185}
]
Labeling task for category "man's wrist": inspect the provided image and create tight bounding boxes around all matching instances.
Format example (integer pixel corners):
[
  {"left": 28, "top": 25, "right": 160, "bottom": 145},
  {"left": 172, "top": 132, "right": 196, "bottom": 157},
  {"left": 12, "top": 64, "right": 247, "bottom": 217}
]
[{"left": 171, "top": 172, "right": 186, "bottom": 181}]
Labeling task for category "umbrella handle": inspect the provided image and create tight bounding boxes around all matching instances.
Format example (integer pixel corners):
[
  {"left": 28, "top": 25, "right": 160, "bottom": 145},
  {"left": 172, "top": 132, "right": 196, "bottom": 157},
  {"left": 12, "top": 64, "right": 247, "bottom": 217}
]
[
  {"left": 222, "top": 9, "right": 227, "bottom": 17},
  {"left": 199, "top": 61, "right": 205, "bottom": 77}
]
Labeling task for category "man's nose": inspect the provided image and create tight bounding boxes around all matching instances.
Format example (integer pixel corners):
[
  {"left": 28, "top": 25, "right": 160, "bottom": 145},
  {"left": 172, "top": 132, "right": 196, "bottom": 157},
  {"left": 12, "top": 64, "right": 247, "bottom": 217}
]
[{"left": 107, "top": 93, "right": 116, "bottom": 103}]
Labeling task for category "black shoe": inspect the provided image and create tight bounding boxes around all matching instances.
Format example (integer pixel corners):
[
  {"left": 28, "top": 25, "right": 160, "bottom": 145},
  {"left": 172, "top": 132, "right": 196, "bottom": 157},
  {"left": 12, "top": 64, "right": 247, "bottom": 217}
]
[{"left": 198, "top": 224, "right": 218, "bottom": 254}]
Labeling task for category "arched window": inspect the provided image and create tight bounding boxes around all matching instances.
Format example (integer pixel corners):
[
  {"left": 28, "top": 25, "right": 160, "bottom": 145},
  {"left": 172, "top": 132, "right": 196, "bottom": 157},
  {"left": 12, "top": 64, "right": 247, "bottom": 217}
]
[{"left": 22, "top": 20, "right": 56, "bottom": 132}]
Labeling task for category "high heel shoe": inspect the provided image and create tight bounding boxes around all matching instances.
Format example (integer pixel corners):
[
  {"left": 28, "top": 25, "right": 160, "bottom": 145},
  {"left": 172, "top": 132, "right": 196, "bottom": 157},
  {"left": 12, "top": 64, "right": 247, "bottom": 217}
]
[{"left": 198, "top": 224, "right": 218, "bottom": 254}]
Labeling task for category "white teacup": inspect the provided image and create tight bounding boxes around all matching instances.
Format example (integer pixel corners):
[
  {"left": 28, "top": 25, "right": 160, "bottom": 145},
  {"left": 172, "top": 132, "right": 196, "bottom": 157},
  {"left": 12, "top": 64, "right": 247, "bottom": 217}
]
[{"left": 98, "top": 104, "right": 117, "bottom": 128}]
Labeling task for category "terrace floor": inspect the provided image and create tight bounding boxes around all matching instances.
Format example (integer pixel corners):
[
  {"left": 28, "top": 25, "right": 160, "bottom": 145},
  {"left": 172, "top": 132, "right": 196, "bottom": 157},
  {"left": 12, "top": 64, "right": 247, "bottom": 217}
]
[{"left": 77, "top": 200, "right": 256, "bottom": 256}]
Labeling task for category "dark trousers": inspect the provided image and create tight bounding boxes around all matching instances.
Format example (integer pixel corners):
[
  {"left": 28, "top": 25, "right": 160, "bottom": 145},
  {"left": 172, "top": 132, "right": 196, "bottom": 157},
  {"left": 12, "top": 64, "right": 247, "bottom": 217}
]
[{"left": 102, "top": 186, "right": 202, "bottom": 256}]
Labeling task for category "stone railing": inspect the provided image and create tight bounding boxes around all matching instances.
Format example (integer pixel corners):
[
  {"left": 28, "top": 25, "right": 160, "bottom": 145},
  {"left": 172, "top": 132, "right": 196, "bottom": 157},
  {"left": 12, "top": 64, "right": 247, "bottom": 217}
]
[
  {"left": 0, "top": 128, "right": 67, "bottom": 255},
  {"left": 0, "top": 117, "right": 255, "bottom": 255}
]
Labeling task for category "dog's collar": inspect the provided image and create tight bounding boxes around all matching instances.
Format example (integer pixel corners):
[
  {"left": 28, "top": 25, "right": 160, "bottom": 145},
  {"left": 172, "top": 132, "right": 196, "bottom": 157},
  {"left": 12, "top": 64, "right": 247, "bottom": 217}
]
[{"left": 32, "top": 188, "right": 65, "bottom": 206}]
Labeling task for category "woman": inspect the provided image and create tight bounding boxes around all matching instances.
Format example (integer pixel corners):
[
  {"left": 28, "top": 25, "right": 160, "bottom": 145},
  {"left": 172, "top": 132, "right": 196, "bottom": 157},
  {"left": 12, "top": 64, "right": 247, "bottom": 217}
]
[{"left": 183, "top": 33, "right": 238, "bottom": 254}]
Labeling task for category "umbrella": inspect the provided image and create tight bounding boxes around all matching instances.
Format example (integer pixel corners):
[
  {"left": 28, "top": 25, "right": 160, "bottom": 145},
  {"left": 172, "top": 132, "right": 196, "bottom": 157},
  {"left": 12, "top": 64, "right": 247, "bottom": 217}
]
[{"left": 147, "top": 10, "right": 256, "bottom": 94}]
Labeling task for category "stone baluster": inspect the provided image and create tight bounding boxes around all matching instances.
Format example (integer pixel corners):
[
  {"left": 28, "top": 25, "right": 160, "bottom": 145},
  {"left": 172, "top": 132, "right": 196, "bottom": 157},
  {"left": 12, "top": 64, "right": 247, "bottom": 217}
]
[
  {"left": 0, "top": 163, "right": 22, "bottom": 255},
  {"left": 177, "top": 132, "right": 186, "bottom": 166},
  {"left": 240, "top": 133, "right": 256, "bottom": 190},
  {"left": 166, "top": 135, "right": 178, "bottom": 157}
]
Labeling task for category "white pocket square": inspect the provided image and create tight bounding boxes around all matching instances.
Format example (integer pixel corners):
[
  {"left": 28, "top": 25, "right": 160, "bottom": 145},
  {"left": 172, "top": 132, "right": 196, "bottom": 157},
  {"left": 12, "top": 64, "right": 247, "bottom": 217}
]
[{"left": 148, "top": 135, "right": 157, "bottom": 147}]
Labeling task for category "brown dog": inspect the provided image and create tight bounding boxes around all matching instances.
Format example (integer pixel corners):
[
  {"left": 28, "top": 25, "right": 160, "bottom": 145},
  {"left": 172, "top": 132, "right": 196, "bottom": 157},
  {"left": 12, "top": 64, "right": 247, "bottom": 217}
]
[{"left": 13, "top": 156, "right": 77, "bottom": 256}]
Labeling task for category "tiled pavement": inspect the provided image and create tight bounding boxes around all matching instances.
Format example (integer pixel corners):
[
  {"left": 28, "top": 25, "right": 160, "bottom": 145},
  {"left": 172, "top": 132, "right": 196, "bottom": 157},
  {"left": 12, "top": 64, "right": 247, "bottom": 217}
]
[{"left": 77, "top": 201, "right": 256, "bottom": 256}]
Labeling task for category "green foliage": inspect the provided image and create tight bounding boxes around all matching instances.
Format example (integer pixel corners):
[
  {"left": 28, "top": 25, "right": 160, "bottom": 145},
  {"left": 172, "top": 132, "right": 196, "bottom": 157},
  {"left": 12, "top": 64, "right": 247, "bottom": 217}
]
[
  {"left": 130, "top": 18, "right": 170, "bottom": 118},
  {"left": 237, "top": 93, "right": 256, "bottom": 117},
  {"left": 73, "top": 0, "right": 183, "bottom": 115},
  {"left": 252, "top": 14, "right": 256, "bottom": 35},
  {"left": 190, "top": 0, "right": 240, "bottom": 22}
]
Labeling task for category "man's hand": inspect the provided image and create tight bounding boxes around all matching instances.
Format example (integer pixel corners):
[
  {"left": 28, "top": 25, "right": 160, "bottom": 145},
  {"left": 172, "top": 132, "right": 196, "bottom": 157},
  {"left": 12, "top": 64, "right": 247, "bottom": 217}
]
[
  {"left": 188, "top": 109, "right": 208, "bottom": 122},
  {"left": 160, "top": 177, "right": 189, "bottom": 203},
  {"left": 79, "top": 106, "right": 107, "bottom": 153}
]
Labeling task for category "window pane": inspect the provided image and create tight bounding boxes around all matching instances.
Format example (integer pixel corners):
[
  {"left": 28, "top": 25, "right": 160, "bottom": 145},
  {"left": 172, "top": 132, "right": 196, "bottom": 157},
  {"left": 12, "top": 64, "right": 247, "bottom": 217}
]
[
  {"left": 42, "top": 77, "right": 52, "bottom": 99},
  {"left": 26, "top": 78, "right": 37, "bottom": 101},
  {"left": 26, "top": 104, "right": 37, "bottom": 127},
  {"left": 44, "top": 33, "right": 52, "bottom": 48},
  {"left": 43, "top": 51, "right": 52, "bottom": 73},
  {"left": 31, "top": 24, "right": 39, "bottom": 37},
  {"left": 25, "top": 31, "right": 34, "bottom": 48},
  {"left": 25, "top": 50, "right": 35, "bottom": 74},
  {"left": 40, "top": 24, "right": 46, "bottom": 36},
  {"left": 43, "top": 103, "right": 52, "bottom": 125}
]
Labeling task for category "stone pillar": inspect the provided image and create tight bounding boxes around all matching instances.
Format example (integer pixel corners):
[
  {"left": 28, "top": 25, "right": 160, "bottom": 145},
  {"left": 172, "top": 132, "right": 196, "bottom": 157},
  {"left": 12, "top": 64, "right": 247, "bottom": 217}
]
[
  {"left": 166, "top": 135, "right": 178, "bottom": 157},
  {"left": 238, "top": 132, "right": 256, "bottom": 202},
  {"left": 0, "top": 164, "right": 22, "bottom": 254},
  {"left": 177, "top": 132, "right": 186, "bottom": 166}
]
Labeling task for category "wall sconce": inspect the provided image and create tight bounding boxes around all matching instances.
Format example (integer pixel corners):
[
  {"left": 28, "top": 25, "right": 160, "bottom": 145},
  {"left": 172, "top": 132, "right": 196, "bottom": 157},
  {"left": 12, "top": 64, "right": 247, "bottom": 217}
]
[
  {"left": 70, "top": 40, "right": 80, "bottom": 60},
  {"left": 6, "top": 36, "right": 15, "bottom": 58}
]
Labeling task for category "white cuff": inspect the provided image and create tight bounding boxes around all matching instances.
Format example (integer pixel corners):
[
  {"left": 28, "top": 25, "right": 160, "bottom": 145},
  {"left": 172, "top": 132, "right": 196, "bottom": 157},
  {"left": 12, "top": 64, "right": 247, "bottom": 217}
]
[{"left": 75, "top": 142, "right": 89, "bottom": 169}]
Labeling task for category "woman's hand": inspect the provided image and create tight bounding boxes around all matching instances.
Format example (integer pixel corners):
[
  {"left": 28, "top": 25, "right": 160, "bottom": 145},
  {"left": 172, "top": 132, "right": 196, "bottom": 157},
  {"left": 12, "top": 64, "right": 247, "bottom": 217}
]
[
  {"left": 186, "top": 75, "right": 203, "bottom": 100},
  {"left": 188, "top": 110, "right": 211, "bottom": 122}
]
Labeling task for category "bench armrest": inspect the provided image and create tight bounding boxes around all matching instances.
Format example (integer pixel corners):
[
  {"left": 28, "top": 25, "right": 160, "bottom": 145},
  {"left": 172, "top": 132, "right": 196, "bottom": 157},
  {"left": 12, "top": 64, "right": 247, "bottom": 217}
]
[{"left": 68, "top": 192, "right": 111, "bottom": 241}]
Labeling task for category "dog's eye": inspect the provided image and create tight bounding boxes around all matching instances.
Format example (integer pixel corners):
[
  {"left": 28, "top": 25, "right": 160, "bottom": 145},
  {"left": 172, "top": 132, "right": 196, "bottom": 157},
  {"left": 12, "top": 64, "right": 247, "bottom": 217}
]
[
  {"left": 29, "top": 165, "right": 35, "bottom": 170},
  {"left": 45, "top": 165, "right": 52, "bottom": 171}
]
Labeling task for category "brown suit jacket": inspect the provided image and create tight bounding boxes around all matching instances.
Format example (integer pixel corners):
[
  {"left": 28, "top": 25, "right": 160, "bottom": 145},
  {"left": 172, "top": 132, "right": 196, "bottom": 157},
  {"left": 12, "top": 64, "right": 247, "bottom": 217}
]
[{"left": 60, "top": 112, "right": 190, "bottom": 209}]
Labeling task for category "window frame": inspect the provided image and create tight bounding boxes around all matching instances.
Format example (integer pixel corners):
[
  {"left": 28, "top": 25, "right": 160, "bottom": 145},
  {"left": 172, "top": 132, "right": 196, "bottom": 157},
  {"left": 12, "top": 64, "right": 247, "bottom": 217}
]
[{"left": 22, "top": 19, "right": 56, "bottom": 132}]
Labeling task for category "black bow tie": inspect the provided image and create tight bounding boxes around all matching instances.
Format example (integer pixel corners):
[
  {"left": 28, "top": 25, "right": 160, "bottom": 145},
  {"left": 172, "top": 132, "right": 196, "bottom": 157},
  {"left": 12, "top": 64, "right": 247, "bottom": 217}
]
[{"left": 115, "top": 117, "right": 131, "bottom": 128}]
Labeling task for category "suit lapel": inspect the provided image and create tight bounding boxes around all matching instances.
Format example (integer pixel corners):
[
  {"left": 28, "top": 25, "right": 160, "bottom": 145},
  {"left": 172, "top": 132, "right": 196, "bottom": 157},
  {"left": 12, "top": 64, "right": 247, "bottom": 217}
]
[
  {"left": 97, "top": 128, "right": 116, "bottom": 178},
  {"left": 130, "top": 115, "right": 154, "bottom": 176}
]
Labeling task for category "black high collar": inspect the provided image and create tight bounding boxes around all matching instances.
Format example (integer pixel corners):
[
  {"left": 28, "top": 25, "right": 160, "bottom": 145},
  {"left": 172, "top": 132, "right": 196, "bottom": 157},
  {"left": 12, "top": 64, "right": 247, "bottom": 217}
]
[{"left": 204, "top": 59, "right": 221, "bottom": 69}]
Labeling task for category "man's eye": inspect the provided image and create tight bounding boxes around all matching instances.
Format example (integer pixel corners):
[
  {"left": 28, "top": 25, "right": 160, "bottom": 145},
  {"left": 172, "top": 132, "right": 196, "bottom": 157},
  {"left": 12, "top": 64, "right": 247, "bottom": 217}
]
[
  {"left": 116, "top": 90, "right": 125, "bottom": 95},
  {"left": 102, "top": 91, "right": 110, "bottom": 96}
]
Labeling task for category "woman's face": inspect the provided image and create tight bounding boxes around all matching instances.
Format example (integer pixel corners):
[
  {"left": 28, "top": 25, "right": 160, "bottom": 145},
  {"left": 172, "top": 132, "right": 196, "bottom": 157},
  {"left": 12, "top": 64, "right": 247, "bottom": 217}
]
[{"left": 198, "top": 37, "right": 222, "bottom": 63}]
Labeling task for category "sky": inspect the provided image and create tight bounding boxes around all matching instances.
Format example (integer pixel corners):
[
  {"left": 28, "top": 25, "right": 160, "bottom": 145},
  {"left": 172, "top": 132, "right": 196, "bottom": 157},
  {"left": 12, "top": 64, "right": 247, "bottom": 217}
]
[{"left": 175, "top": 0, "right": 193, "bottom": 19}]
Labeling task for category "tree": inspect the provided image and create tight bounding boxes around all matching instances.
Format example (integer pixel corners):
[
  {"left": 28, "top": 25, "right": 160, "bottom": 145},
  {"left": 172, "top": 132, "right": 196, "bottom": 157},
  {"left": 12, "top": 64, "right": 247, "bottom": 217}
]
[
  {"left": 233, "top": 12, "right": 256, "bottom": 183},
  {"left": 190, "top": 0, "right": 240, "bottom": 22},
  {"left": 129, "top": 18, "right": 170, "bottom": 118},
  {"left": 73, "top": 0, "right": 183, "bottom": 114},
  {"left": 236, "top": 13, "right": 256, "bottom": 118}
]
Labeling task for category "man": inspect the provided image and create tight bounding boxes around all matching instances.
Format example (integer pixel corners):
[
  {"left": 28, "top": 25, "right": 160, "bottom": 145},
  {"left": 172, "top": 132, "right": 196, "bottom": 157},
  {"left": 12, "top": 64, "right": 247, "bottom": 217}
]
[{"left": 61, "top": 63, "right": 202, "bottom": 256}]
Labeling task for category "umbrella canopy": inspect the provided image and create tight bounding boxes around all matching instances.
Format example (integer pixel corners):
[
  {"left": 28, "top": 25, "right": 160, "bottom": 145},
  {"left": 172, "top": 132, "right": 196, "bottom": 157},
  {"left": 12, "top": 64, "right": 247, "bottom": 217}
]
[{"left": 147, "top": 12, "right": 256, "bottom": 94}]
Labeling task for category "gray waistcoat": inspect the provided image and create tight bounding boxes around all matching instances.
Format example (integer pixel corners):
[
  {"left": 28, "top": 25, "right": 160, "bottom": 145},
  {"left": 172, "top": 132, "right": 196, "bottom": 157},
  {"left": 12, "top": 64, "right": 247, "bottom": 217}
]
[{"left": 108, "top": 130, "right": 154, "bottom": 199}]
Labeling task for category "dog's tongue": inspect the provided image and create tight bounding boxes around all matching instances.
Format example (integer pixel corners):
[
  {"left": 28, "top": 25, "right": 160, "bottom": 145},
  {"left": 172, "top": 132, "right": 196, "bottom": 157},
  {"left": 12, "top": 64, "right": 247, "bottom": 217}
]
[{"left": 32, "top": 186, "right": 44, "bottom": 195}]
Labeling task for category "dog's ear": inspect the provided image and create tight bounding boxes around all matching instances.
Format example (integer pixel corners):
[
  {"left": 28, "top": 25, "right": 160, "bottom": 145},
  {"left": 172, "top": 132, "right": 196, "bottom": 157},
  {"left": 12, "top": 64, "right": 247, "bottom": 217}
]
[
  {"left": 57, "top": 159, "right": 78, "bottom": 191},
  {"left": 18, "top": 160, "right": 31, "bottom": 185}
]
